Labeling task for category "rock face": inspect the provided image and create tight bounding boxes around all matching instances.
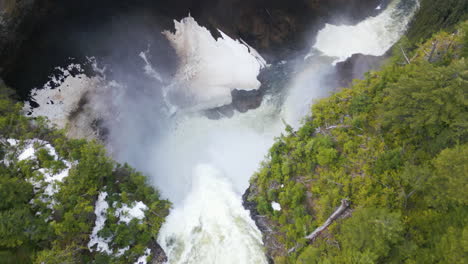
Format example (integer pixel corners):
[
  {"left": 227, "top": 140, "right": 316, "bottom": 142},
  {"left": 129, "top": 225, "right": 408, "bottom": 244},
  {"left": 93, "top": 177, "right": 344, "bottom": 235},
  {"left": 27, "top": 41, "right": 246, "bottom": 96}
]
[
  {"left": 1, "top": 0, "right": 385, "bottom": 85},
  {"left": 334, "top": 53, "right": 387, "bottom": 87},
  {"left": 167, "top": 0, "right": 388, "bottom": 57},
  {"left": 0, "top": 0, "right": 50, "bottom": 74},
  {"left": 243, "top": 185, "right": 283, "bottom": 263},
  {"left": 150, "top": 240, "right": 168, "bottom": 264}
]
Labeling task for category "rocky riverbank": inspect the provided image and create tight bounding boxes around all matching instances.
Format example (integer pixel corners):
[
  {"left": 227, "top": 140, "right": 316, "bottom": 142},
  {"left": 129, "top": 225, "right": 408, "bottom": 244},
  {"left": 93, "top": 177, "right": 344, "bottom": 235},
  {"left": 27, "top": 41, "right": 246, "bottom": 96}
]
[{"left": 243, "top": 185, "right": 280, "bottom": 263}]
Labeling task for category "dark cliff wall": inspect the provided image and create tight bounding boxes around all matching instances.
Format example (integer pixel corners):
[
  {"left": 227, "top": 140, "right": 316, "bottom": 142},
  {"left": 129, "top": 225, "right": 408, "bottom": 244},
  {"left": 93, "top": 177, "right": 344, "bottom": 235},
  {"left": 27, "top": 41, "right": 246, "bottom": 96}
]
[{"left": 0, "top": 0, "right": 383, "bottom": 91}]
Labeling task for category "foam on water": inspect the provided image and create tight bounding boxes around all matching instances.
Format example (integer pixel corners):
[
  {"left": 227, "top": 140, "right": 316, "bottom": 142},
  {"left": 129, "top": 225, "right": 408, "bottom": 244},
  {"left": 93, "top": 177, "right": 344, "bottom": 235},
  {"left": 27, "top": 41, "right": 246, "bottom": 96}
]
[
  {"left": 314, "top": 0, "right": 419, "bottom": 63},
  {"left": 25, "top": 2, "right": 419, "bottom": 262},
  {"left": 163, "top": 16, "right": 266, "bottom": 112},
  {"left": 158, "top": 164, "right": 268, "bottom": 264}
]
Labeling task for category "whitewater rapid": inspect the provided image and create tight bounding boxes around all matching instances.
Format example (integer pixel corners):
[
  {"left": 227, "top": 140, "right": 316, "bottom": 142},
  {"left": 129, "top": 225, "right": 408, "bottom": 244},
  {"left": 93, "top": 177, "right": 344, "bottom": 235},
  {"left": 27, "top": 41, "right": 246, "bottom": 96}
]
[
  {"left": 24, "top": 0, "right": 418, "bottom": 263},
  {"left": 313, "top": 0, "right": 419, "bottom": 63},
  {"left": 158, "top": 165, "right": 267, "bottom": 263}
]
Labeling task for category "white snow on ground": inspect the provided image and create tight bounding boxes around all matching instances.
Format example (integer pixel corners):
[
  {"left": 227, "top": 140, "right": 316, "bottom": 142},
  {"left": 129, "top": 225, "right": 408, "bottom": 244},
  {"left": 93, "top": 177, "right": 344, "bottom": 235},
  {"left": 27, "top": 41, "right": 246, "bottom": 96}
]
[
  {"left": 6, "top": 139, "right": 18, "bottom": 146},
  {"left": 23, "top": 60, "right": 123, "bottom": 140},
  {"left": 14, "top": 140, "right": 71, "bottom": 194},
  {"left": 271, "top": 202, "right": 281, "bottom": 211},
  {"left": 1, "top": 139, "right": 72, "bottom": 210},
  {"left": 163, "top": 16, "right": 266, "bottom": 111},
  {"left": 88, "top": 192, "right": 112, "bottom": 254},
  {"left": 87, "top": 196, "right": 149, "bottom": 255},
  {"left": 18, "top": 144, "right": 36, "bottom": 161},
  {"left": 23, "top": 64, "right": 93, "bottom": 129},
  {"left": 116, "top": 246, "right": 130, "bottom": 257},
  {"left": 39, "top": 163, "right": 72, "bottom": 197},
  {"left": 114, "top": 201, "right": 148, "bottom": 224},
  {"left": 134, "top": 248, "right": 151, "bottom": 264}
]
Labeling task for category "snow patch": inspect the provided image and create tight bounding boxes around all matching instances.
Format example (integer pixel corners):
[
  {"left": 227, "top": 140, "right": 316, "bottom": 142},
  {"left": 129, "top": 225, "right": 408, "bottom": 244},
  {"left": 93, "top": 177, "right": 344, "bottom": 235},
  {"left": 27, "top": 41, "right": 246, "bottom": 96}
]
[
  {"left": 6, "top": 139, "right": 18, "bottom": 146},
  {"left": 116, "top": 246, "right": 130, "bottom": 257},
  {"left": 17, "top": 140, "right": 70, "bottom": 193},
  {"left": 40, "top": 163, "right": 72, "bottom": 197},
  {"left": 3, "top": 139, "right": 72, "bottom": 210},
  {"left": 114, "top": 201, "right": 148, "bottom": 224},
  {"left": 18, "top": 145, "right": 36, "bottom": 161},
  {"left": 135, "top": 248, "right": 151, "bottom": 264},
  {"left": 88, "top": 192, "right": 112, "bottom": 254},
  {"left": 24, "top": 60, "right": 123, "bottom": 140},
  {"left": 271, "top": 202, "right": 281, "bottom": 211},
  {"left": 24, "top": 64, "right": 92, "bottom": 129}
]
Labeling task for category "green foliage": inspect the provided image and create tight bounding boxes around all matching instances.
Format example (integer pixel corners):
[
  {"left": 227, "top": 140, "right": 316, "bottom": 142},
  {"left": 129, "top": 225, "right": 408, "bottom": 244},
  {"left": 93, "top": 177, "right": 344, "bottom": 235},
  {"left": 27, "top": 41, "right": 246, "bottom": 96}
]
[
  {"left": 407, "top": 0, "right": 468, "bottom": 43},
  {"left": 249, "top": 21, "right": 468, "bottom": 263},
  {"left": 461, "top": 21, "right": 468, "bottom": 58},
  {"left": 0, "top": 84, "right": 170, "bottom": 263},
  {"left": 338, "top": 208, "right": 403, "bottom": 261}
]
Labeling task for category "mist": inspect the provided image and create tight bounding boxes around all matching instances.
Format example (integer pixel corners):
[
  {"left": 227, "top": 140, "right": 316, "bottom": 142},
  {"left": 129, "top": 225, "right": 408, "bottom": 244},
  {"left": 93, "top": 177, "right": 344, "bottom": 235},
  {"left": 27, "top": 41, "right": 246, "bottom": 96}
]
[{"left": 21, "top": 0, "right": 419, "bottom": 262}]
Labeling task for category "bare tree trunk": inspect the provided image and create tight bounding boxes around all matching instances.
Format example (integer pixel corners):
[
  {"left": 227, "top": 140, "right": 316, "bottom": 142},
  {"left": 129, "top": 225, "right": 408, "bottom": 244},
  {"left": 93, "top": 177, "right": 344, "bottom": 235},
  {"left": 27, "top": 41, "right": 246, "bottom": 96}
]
[
  {"left": 399, "top": 45, "right": 411, "bottom": 64},
  {"left": 305, "top": 199, "right": 350, "bottom": 240},
  {"left": 288, "top": 199, "right": 350, "bottom": 254},
  {"left": 428, "top": 40, "right": 439, "bottom": 62}
]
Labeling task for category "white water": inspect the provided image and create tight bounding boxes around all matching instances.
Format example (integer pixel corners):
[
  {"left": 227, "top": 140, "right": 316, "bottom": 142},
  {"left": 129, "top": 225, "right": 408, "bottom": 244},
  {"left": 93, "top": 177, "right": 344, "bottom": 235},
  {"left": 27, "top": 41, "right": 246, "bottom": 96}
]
[
  {"left": 314, "top": 0, "right": 419, "bottom": 63},
  {"left": 162, "top": 16, "right": 265, "bottom": 112},
  {"left": 157, "top": 1, "right": 417, "bottom": 262},
  {"left": 159, "top": 165, "right": 267, "bottom": 263},
  {"left": 154, "top": 99, "right": 281, "bottom": 264},
  {"left": 25, "top": 1, "right": 417, "bottom": 263}
]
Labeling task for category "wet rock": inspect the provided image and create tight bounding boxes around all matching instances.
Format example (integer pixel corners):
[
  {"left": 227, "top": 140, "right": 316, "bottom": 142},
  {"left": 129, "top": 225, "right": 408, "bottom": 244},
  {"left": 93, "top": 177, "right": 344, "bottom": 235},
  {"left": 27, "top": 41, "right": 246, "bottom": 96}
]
[
  {"left": 2, "top": 0, "right": 385, "bottom": 96},
  {"left": 204, "top": 59, "right": 293, "bottom": 119},
  {"left": 0, "top": 0, "right": 50, "bottom": 74},
  {"left": 149, "top": 240, "right": 168, "bottom": 264},
  {"left": 242, "top": 185, "right": 278, "bottom": 264},
  {"left": 334, "top": 53, "right": 387, "bottom": 87}
]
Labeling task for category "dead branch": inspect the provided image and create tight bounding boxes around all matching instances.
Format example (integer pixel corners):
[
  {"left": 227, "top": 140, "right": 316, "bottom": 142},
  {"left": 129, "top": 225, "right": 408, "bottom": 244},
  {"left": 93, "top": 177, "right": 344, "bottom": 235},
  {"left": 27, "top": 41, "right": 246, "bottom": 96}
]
[
  {"left": 325, "top": 125, "right": 352, "bottom": 130},
  {"left": 446, "top": 33, "right": 456, "bottom": 51},
  {"left": 288, "top": 199, "right": 350, "bottom": 254},
  {"left": 428, "top": 40, "right": 439, "bottom": 62},
  {"left": 399, "top": 45, "right": 411, "bottom": 64},
  {"left": 305, "top": 199, "right": 350, "bottom": 241}
]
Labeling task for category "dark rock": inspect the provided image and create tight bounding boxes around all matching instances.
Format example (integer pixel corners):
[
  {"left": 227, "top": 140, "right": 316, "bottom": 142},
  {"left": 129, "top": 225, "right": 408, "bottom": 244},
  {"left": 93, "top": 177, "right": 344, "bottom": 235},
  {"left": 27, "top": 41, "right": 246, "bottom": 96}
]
[
  {"left": 0, "top": 0, "right": 51, "bottom": 75},
  {"left": 334, "top": 53, "right": 388, "bottom": 88},
  {"left": 231, "top": 89, "right": 263, "bottom": 113},
  {"left": 204, "top": 59, "right": 294, "bottom": 119},
  {"left": 149, "top": 240, "right": 168, "bottom": 264},
  {"left": 1, "top": 0, "right": 385, "bottom": 98},
  {"left": 242, "top": 186, "right": 275, "bottom": 264},
  {"left": 204, "top": 104, "right": 235, "bottom": 120}
]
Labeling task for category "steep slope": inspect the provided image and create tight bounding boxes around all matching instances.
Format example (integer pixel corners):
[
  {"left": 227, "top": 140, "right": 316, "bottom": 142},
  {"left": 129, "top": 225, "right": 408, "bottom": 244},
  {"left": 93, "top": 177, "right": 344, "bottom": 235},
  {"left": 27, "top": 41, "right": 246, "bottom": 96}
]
[
  {"left": 244, "top": 21, "right": 468, "bottom": 263},
  {"left": 0, "top": 84, "right": 171, "bottom": 263}
]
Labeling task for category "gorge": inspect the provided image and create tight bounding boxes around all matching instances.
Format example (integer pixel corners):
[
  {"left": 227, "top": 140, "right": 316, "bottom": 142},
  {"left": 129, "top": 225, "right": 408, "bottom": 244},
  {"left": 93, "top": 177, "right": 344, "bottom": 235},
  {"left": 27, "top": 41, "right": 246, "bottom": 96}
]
[{"left": 0, "top": 0, "right": 467, "bottom": 263}]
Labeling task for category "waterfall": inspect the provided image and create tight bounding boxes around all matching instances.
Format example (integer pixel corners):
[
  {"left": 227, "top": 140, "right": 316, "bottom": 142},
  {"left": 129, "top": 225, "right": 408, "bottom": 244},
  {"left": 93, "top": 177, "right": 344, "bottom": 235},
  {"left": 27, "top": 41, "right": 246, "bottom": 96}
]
[
  {"left": 313, "top": 0, "right": 419, "bottom": 63},
  {"left": 25, "top": 0, "right": 419, "bottom": 263}
]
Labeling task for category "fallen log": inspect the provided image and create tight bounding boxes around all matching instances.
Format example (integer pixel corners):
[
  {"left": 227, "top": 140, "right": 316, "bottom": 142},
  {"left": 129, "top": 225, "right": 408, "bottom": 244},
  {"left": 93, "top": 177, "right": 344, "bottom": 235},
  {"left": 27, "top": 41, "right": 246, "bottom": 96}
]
[
  {"left": 305, "top": 199, "right": 350, "bottom": 240},
  {"left": 427, "top": 40, "right": 439, "bottom": 63},
  {"left": 288, "top": 199, "right": 350, "bottom": 254},
  {"left": 399, "top": 45, "right": 411, "bottom": 64}
]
